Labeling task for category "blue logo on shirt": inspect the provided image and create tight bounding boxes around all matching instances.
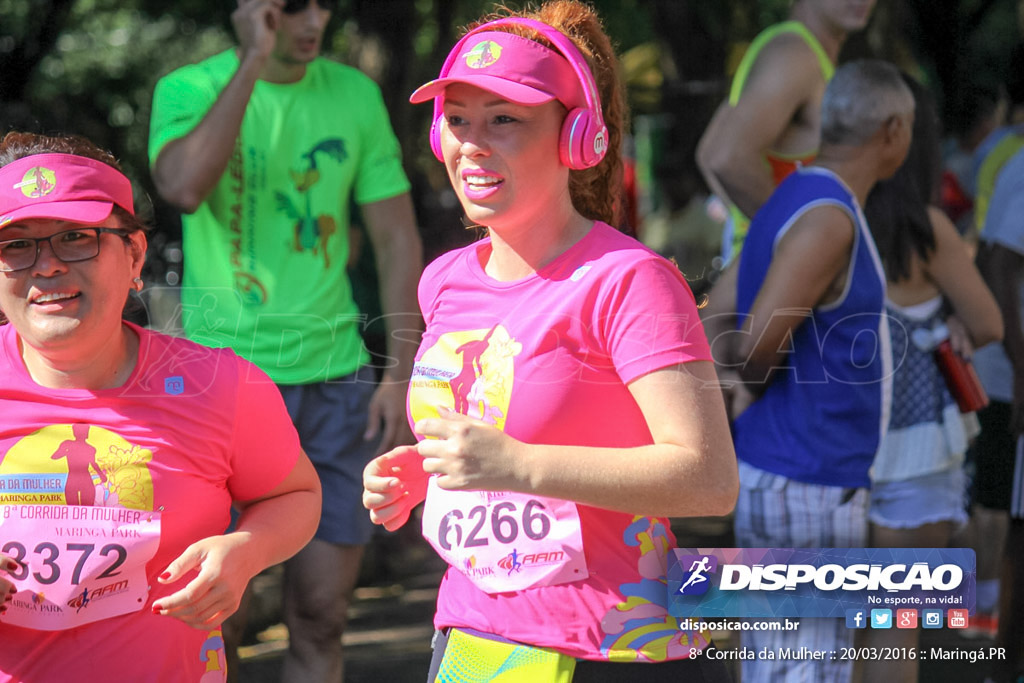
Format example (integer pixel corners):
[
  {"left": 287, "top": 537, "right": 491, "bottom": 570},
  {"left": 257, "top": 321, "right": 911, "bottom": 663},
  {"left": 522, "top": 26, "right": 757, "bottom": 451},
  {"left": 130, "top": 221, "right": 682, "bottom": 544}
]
[{"left": 164, "top": 376, "right": 184, "bottom": 395}]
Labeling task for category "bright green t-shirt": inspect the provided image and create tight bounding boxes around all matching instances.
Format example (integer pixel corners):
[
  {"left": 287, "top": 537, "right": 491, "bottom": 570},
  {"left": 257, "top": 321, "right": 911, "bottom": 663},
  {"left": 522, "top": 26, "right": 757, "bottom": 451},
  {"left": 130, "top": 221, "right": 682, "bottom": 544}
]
[{"left": 149, "top": 50, "right": 411, "bottom": 384}]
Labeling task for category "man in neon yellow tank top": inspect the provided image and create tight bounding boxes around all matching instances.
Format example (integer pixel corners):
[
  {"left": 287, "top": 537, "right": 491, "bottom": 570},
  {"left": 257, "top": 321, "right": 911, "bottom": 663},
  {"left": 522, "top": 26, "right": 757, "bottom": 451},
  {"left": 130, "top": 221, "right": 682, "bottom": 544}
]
[
  {"left": 697, "top": 0, "right": 876, "bottom": 262},
  {"left": 972, "top": 44, "right": 1024, "bottom": 240}
]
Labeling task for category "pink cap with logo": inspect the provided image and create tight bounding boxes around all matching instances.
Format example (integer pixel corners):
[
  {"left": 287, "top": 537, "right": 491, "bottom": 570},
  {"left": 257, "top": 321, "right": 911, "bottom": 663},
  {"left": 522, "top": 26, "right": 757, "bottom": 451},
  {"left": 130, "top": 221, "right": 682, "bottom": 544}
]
[
  {"left": 409, "top": 31, "right": 585, "bottom": 108},
  {"left": 0, "top": 153, "right": 135, "bottom": 230}
]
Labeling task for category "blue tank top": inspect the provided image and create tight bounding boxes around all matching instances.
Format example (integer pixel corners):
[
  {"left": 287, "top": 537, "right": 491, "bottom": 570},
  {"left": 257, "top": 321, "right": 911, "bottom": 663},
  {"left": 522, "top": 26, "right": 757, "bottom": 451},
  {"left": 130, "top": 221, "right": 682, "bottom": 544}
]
[{"left": 734, "top": 167, "right": 891, "bottom": 488}]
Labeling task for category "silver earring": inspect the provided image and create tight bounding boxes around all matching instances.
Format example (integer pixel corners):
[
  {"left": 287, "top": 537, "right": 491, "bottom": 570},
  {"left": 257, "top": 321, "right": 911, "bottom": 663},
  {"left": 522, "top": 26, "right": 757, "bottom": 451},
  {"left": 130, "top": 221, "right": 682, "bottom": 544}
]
[{"left": 133, "top": 277, "right": 144, "bottom": 291}]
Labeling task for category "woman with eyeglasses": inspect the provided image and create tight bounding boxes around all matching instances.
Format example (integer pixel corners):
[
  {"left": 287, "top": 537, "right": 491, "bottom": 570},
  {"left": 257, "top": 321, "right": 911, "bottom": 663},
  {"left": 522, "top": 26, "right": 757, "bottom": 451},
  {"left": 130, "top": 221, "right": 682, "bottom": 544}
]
[
  {"left": 0, "top": 132, "right": 321, "bottom": 682},
  {"left": 362, "top": 2, "right": 737, "bottom": 680}
]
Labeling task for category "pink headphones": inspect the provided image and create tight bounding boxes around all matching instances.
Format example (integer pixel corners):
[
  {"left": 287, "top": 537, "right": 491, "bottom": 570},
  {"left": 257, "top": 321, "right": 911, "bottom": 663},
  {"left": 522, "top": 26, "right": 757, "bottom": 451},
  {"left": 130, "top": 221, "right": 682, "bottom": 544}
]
[{"left": 428, "top": 17, "right": 608, "bottom": 170}]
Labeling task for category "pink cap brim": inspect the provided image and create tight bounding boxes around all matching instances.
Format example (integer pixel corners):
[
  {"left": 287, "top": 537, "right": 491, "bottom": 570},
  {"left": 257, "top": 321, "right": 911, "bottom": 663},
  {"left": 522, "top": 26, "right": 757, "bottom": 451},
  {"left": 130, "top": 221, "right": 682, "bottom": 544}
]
[
  {"left": 0, "top": 200, "right": 114, "bottom": 229},
  {"left": 410, "top": 75, "right": 557, "bottom": 105},
  {"left": 0, "top": 153, "right": 133, "bottom": 230},
  {"left": 409, "top": 30, "right": 584, "bottom": 109}
]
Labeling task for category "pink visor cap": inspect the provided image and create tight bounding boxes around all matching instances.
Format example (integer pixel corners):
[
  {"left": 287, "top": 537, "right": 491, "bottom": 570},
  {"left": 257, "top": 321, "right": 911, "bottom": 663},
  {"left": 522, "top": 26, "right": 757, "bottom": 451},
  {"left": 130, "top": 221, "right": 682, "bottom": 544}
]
[
  {"left": 0, "top": 153, "right": 135, "bottom": 230},
  {"left": 409, "top": 31, "right": 585, "bottom": 108}
]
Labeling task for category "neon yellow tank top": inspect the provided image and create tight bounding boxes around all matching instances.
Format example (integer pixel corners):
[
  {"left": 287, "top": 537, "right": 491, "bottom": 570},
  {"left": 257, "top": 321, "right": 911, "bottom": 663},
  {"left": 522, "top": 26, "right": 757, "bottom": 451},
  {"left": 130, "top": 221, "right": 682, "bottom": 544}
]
[
  {"left": 725, "top": 21, "right": 835, "bottom": 258},
  {"left": 729, "top": 21, "right": 835, "bottom": 107},
  {"left": 974, "top": 131, "right": 1024, "bottom": 233}
]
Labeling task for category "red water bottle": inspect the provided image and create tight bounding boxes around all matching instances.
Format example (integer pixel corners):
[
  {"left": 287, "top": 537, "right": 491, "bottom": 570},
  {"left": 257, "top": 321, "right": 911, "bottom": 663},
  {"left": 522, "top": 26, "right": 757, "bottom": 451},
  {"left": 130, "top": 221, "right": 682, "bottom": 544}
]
[{"left": 931, "top": 324, "right": 989, "bottom": 413}]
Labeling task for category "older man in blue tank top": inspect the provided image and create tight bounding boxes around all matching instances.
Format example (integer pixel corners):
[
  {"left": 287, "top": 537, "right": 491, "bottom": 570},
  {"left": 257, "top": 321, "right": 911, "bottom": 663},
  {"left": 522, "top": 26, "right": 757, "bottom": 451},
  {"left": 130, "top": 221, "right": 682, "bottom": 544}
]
[{"left": 727, "top": 60, "right": 914, "bottom": 683}]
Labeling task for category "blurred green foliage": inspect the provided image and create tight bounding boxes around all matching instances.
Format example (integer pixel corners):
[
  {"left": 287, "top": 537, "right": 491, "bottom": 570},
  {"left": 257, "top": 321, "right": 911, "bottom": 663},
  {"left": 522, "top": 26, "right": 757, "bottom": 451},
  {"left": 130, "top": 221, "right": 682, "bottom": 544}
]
[
  {"left": 0, "top": 0, "right": 661, "bottom": 192},
  {"left": 1, "top": 0, "right": 1020, "bottom": 244},
  {"left": 2, "top": 0, "right": 234, "bottom": 183}
]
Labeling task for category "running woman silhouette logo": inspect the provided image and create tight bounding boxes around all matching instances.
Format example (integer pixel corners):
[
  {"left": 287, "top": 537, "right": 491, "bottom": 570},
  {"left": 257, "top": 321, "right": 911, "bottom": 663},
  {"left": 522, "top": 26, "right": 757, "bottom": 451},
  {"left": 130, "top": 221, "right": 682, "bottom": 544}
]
[
  {"left": 51, "top": 424, "right": 106, "bottom": 505},
  {"left": 498, "top": 548, "right": 524, "bottom": 576},
  {"left": 451, "top": 324, "right": 498, "bottom": 416},
  {"left": 14, "top": 166, "right": 57, "bottom": 198},
  {"left": 677, "top": 554, "right": 718, "bottom": 596},
  {"left": 68, "top": 586, "right": 91, "bottom": 613},
  {"left": 464, "top": 40, "right": 502, "bottom": 69},
  {"left": 409, "top": 325, "right": 521, "bottom": 430},
  {"left": 0, "top": 424, "right": 155, "bottom": 509}
]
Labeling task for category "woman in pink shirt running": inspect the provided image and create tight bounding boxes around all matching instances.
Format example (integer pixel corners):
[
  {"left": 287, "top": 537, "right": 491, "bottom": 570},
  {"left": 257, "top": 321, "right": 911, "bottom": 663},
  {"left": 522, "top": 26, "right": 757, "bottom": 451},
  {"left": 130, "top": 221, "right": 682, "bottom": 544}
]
[
  {"left": 0, "top": 132, "right": 321, "bottom": 682},
  {"left": 363, "top": 2, "right": 737, "bottom": 680}
]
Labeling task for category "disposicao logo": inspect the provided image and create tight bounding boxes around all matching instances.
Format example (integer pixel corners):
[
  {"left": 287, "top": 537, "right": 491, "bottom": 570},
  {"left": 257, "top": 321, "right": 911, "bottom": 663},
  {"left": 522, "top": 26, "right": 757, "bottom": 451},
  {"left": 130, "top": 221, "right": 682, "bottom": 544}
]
[
  {"left": 668, "top": 548, "right": 975, "bottom": 619},
  {"left": 716, "top": 562, "right": 963, "bottom": 591},
  {"left": 465, "top": 40, "right": 502, "bottom": 69},
  {"left": 15, "top": 167, "right": 57, "bottom": 198},
  {"left": 677, "top": 554, "right": 718, "bottom": 596}
]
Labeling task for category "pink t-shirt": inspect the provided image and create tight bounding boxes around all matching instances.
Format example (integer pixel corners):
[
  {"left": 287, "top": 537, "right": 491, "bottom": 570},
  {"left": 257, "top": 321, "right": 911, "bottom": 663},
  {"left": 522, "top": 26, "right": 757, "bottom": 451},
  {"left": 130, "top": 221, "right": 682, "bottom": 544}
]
[
  {"left": 410, "top": 221, "right": 713, "bottom": 661},
  {"left": 0, "top": 323, "right": 300, "bottom": 682}
]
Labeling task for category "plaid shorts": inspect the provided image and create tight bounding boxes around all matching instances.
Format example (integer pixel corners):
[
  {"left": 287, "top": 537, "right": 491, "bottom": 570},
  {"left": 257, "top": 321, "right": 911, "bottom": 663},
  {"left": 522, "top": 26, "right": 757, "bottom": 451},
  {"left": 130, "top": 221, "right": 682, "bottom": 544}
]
[{"left": 733, "top": 461, "right": 868, "bottom": 683}]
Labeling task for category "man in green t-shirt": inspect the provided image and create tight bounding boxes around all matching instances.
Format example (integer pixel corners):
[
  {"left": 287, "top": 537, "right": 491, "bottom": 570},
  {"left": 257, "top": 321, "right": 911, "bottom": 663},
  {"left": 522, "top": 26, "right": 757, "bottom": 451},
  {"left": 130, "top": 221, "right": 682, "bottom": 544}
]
[{"left": 148, "top": 1, "right": 422, "bottom": 680}]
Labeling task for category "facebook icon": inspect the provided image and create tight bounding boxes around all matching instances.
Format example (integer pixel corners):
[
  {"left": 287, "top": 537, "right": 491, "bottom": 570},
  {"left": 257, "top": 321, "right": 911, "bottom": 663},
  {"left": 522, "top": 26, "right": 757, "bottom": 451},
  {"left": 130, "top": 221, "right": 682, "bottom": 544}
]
[{"left": 845, "top": 609, "right": 867, "bottom": 629}]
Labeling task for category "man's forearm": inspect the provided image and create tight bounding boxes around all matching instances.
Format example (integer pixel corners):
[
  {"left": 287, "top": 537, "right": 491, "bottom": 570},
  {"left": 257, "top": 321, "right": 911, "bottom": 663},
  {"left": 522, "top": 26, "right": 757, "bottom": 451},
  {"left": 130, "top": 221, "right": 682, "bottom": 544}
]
[
  {"left": 714, "top": 157, "right": 776, "bottom": 220},
  {"left": 362, "top": 194, "right": 424, "bottom": 383},
  {"left": 981, "top": 244, "right": 1024, "bottom": 369},
  {"left": 697, "top": 113, "right": 776, "bottom": 219},
  {"left": 153, "top": 52, "right": 265, "bottom": 213},
  {"left": 1000, "top": 285, "right": 1024, "bottom": 374},
  {"left": 375, "top": 230, "right": 423, "bottom": 384}
]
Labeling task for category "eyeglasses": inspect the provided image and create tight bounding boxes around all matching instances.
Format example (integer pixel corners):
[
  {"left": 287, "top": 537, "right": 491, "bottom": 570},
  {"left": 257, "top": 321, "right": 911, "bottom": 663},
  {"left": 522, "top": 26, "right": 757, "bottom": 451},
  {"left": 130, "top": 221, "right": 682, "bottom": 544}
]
[
  {"left": 282, "top": 0, "right": 337, "bottom": 14},
  {"left": 0, "top": 228, "right": 131, "bottom": 273}
]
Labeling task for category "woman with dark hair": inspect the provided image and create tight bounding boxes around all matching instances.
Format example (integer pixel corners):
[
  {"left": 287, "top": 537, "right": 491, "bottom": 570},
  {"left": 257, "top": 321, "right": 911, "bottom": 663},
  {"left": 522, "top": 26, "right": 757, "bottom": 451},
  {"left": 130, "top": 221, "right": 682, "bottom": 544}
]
[
  {"left": 363, "top": 1, "right": 737, "bottom": 680},
  {"left": 861, "top": 76, "right": 1002, "bottom": 681},
  {"left": 0, "top": 132, "right": 321, "bottom": 681}
]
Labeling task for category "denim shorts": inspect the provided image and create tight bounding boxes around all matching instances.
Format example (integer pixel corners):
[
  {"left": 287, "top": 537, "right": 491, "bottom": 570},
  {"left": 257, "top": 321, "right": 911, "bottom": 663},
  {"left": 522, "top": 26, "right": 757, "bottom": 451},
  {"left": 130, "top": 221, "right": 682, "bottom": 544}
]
[{"left": 869, "top": 466, "right": 968, "bottom": 530}]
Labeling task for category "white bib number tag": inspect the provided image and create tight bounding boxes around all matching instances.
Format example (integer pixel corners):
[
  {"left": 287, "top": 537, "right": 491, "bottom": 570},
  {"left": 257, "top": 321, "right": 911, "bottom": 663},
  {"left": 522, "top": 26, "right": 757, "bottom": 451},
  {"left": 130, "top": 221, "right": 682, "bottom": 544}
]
[
  {"left": 421, "top": 479, "right": 588, "bottom": 593},
  {"left": 0, "top": 504, "right": 160, "bottom": 631}
]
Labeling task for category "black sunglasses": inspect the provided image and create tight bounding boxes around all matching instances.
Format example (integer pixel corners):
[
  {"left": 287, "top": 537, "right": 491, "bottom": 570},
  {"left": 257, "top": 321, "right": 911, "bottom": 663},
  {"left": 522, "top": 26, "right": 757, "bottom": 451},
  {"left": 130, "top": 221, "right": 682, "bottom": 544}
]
[{"left": 282, "top": 0, "right": 337, "bottom": 14}]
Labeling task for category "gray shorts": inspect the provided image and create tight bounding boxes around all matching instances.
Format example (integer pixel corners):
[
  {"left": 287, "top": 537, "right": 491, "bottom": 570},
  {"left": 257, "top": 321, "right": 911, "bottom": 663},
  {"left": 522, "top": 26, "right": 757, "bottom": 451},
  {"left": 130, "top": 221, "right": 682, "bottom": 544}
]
[{"left": 279, "top": 366, "right": 379, "bottom": 545}]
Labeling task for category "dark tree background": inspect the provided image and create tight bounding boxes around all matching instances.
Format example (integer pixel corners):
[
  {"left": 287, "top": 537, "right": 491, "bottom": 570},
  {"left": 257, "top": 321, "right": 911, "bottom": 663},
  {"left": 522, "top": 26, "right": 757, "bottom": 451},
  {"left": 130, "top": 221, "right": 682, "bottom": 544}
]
[{"left": 1, "top": 0, "right": 1020, "bottom": 285}]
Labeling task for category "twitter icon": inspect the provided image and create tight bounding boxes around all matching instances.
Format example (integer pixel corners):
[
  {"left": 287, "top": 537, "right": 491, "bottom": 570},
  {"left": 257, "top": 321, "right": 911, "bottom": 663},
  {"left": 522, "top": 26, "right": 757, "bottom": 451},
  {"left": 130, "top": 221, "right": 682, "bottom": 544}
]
[{"left": 870, "top": 609, "right": 892, "bottom": 629}]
